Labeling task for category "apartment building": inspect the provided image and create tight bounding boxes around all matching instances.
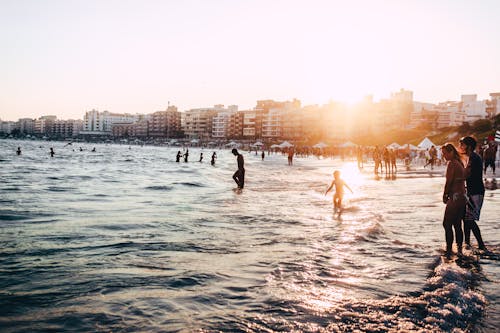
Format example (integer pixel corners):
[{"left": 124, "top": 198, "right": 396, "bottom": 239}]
[{"left": 149, "top": 106, "right": 181, "bottom": 138}]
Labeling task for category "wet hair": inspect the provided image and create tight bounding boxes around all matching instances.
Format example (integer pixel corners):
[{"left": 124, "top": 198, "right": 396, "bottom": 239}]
[
  {"left": 459, "top": 136, "right": 477, "bottom": 150},
  {"left": 441, "top": 142, "right": 460, "bottom": 160},
  {"left": 231, "top": 148, "right": 238, "bottom": 154},
  {"left": 333, "top": 170, "right": 340, "bottom": 177}
]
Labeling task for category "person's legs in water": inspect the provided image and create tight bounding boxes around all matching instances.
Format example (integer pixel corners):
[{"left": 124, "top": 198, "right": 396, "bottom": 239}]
[
  {"left": 464, "top": 219, "right": 486, "bottom": 250},
  {"left": 464, "top": 195, "right": 487, "bottom": 250},
  {"left": 443, "top": 198, "right": 465, "bottom": 257},
  {"left": 453, "top": 218, "right": 463, "bottom": 255},
  {"left": 232, "top": 170, "right": 241, "bottom": 188}
]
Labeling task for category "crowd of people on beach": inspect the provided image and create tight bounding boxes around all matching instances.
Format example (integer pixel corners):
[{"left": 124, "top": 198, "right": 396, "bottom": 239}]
[{"left": 11, "top": 135, "right": 497, "bottom": 260}]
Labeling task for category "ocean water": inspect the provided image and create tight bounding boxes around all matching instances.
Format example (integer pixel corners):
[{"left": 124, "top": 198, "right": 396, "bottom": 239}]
[{"left": 0, "top": 139, "right": 498, "bottom": 332}]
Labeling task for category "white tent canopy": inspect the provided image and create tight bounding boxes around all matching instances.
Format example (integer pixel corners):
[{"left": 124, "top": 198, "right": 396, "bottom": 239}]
[
  {"left": 418, "top": 137, "right": 437, "bottom": 149},
  {"left": 190, "top": 139, "right": 199, "bottom": 143},
  {"left": 403, "top": 143, "right": 420, "bottom": 150},
  {"left": 340, "top": 141, "right": 357, "bottom": 148},
  {"left": 225, "top": 141, "right": 239, "bottom": 147},
  {"left": 279, "top": 141, "right": 294, "bottom": 148},
  {"left": 253, "top": 141, "right": 264, "bottom": 146},
  {"left": 270, "top": 144, "right": 281, "bottom": 148},
  {"left": 387, "top": 142, "right": 401, "bottom": 149},
  {"left": 313, "top": 142, "right": 329, "bottom": 149}
]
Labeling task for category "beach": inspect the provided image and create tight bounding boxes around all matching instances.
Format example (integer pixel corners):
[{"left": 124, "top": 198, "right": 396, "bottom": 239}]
[{"left": 0, "top": 139, "right": 498, "bottom": 332}]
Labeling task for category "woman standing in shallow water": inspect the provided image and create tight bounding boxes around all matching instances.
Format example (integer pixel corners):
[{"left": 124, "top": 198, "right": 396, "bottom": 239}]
[{"left": 441, "top": 143, "right": 466, "bottom": 258}]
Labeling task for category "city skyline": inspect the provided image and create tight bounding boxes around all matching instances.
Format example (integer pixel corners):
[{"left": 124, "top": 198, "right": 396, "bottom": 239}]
[{"left": 2, "top": 0, "right": 500, "bottom": 121}]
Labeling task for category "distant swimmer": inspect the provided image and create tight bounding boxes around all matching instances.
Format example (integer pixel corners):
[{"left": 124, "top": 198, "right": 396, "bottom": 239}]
[
  {"left": 211, "top": 152, "right": 217, "bottom": 166},
  {"left": 325, "top": 170, "right": 353, "bottom": 213},
  {"left": 50, "top": 147, "right": 55, "bottom": 157},
  {"left": 232, "top": 148, "right": 245, "bottom": 189},
  {"left": 199, "top": 152, "right": 203, "bottom": 162},
  {"left": 184, "top": 149, "right": 189, "bottom": 163},
  {"left": 176, "top": 151, "right": 182, "bottom": 162},
  {"left": 91, "top": 147, "right": 96, "bottom": 152},
  {"left": 16, "top": 147, "right": 21, "bottom": 155},
  {"left": 261, "top": 151, "right": 265, "bottom": 161},
  {"left": 79, "top": 147, "right": 83, "bottom": 151}
]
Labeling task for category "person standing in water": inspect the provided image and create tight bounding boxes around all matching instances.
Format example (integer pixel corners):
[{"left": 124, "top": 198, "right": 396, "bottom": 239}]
[
  {"left": 211, "top": 152, "right": 217, "bottom": 166},
  {"left": 261, "top": 151, "right": 265, "bottom": 161},
  {"left": 325, "top": 170, "right": 353, "bottom": 213},
  {"left": 183, "top": 149, "right": 189, "bottom": 163},
  {"left": 459, "top": 136, "right": 487, "bottom": 251},
  {"left": 441, "top": 143, "right": 466, "bottom": 258},
  {"left": 199, "top": 152, "right": 203, "bottom": 162},
  {"left": 16, "top": 147, "right": 22, "bottom": 155},
  {"left": 50, "top": 147, "right": 55, "bottom": 157},
  {"left": 232, "top": 148, "right": 245, "bottom": 189},
  {"left": 176, "top": 151, "right": 182, "bottom": 162}
]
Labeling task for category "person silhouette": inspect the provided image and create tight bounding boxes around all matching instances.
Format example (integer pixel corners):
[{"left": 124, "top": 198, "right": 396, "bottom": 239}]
[
  {"left": 211, "top": 152, "right": 217, "bottom": 166},
  {"left": 50, "top": 148, "right": 55, "bottom": 157},
  {"left": 16, "top": 147, "right": 21, "bottom": 155},
  {"left": 199, "top": 152, "right": 203, "bottom": 162},
  {"left": 184, "top": 149, "right": 189, "bottom": 163},
  {"left": 325, "top": 170, "right": 353, "bottom": 213},
  {"left": 176, "top": 151, "right": 182, "bottom": 162},
  {"left": 459, "top": 136, "right": 487, "bottom": 251},
  {"left": 232, "top": 148, "right": 245, "bottom": 189},
  {"left": 441, "top": 143, "right": 466, "bottom": 258}
]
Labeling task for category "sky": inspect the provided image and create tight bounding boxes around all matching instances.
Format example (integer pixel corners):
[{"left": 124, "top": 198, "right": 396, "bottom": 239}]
[{"left": 1, "top": 0, "right": 500, "bottom": 121}]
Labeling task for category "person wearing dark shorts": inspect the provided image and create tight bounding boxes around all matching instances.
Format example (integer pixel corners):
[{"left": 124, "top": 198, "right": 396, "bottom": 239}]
[{"left": 459, "top": 136, "right": 487, "bottom": 251}]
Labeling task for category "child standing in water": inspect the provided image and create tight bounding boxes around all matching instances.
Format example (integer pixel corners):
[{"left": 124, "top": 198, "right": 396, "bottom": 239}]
[{"left": 325, "top": 170, "right": 353, "bottom": 213}]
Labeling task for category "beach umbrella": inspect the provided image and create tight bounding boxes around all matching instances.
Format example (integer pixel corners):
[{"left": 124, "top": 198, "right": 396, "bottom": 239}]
[
  {"left": 279, "top": 141, "right": 294, "bottom": 148},
  {"left": 313, "top": 142, "right": 328, "bottom": 149},
  {"left": 387, "top": 142, "right": 401, "bottom": 149},
  {"left": 225, "top": 141, "right": 239, "bottom": 147},
  {"left": 270, "top": 144, "right": 280, "bottom": 148},
  {"left": 340, "top": 141, "right": 356, "bottom": 148}
]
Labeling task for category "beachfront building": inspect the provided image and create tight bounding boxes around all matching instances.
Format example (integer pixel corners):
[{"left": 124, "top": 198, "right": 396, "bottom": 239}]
[
  {"left": 226, "top": 111, "right": 244, "bottom": 139},
  {"left": 82, "top": 110, "right": 139, "bottom": 135},
  {"left": 374, "top": 89, "right": 414, "bottom": 132},
  {"left": 0, "top": 120, "right": 16, "bottom": 134},
  {"left": 182, "top": 105, "right": 229, "bottom": 140},
  {"left": 18, "top": 118, "right": 35, "bottom": 135},
  {"left": 242, "top": 109, "right": 261, "bottom": 139},
  {"left": 435, "top": 101, "right": 467, "bottom": 128},
  {"left": 34, "top": 116, "right": 57, "bottom": 136},
  {"left": 461, "top": 94, "right": 487, "bottom": 123},
  {"left": 211, "top": 105, "right": 238, "bottom": 139},
  {"left": 486, "top": 92, "right": 500, "bottom": 119},
  {"left": 409, "top": 102, "right": 436, "bottom": 129},
  {"left": 149, "top": 106, "right": 181, "bottom": 138},
  {"left": 51, "top": 119, "right": 83, "bottom": 138}
]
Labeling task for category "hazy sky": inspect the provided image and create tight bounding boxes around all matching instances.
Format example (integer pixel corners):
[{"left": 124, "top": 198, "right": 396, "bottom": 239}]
[{"left": 1, "top": 0, "right": 500, "bottom": 121}]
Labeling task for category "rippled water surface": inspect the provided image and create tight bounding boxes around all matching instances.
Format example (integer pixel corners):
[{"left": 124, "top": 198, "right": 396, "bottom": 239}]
[{"left": 1, "top": 139, "right": 499, "bottom": 332}]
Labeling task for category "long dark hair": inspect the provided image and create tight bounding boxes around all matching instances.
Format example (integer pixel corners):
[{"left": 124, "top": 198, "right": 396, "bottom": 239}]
[{"left": 441, "top": 142, "right": 460, "bottom": 160}]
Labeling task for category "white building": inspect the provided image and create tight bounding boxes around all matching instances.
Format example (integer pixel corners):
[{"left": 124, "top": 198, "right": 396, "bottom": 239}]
[
  {"left": 409, "top": 101, "right": 435, "bottom": 128},
  {"left": 461, "top": 94, "right": 487, "bottom": 123},
  {"left": 436, "top": 101, "right": 467, "bottom": 128},
  {"left": 183, "top": 105, "right": 236, "bottom": 139},
  {"left": 0, "top": 120, "right": 16, "bottom": 134},
  {"left": 83, "top": 109, "right": 139, "bottom": 134}
]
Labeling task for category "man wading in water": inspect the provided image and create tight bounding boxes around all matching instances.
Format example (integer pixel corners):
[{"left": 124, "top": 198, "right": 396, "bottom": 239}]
[{"left": 232, "top": 148, "right": 245, "bottom": 189}]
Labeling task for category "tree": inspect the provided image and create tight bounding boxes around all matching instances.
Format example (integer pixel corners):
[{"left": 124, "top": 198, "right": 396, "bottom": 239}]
[
  {"left": 458, "top": 122, "right": 471, "bottom": 135},
  {"left": 471, "top": 119, "right": 492, "bottom": 133}
]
